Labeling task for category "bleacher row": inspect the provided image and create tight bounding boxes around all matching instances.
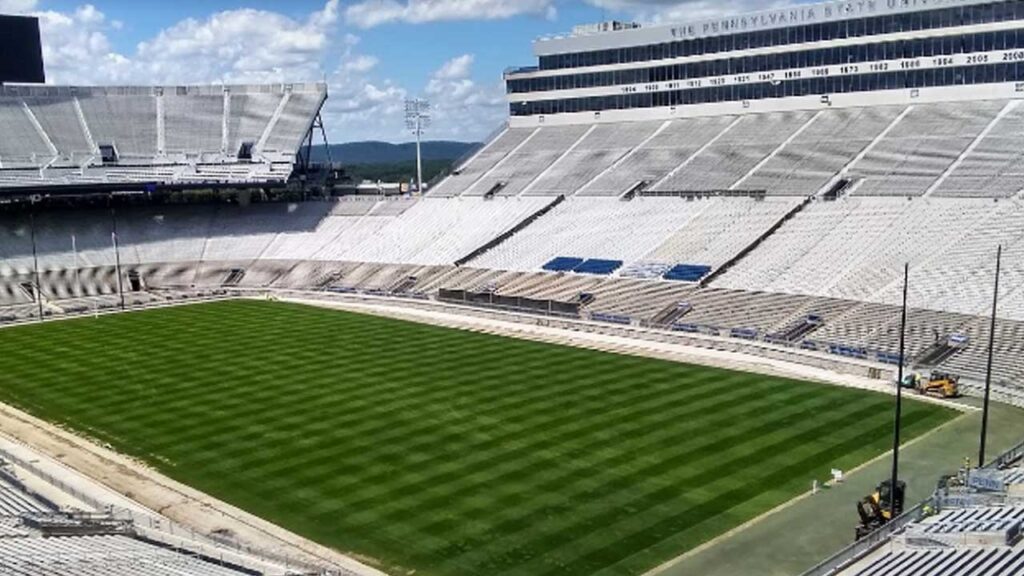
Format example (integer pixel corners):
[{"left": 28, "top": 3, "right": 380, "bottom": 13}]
[
  {"left": 0, "top": 84, "right": 325, "bottom": 186},
  {"left": 4, "top": 195, "right": 1021, "bottom": 313},
  {"left": 2, "top": 193, "right": 1024, "bottom": 382},
  {"left": 431, "top": 100, "right": 1024, "bottom": 199},
  {"left": 0, "top": 465, "right": 254, "bottom": 576}
]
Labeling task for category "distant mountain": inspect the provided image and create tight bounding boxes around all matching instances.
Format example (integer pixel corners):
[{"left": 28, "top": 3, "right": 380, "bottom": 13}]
[{"left": 310, "top": 141, "right": 481, "bottom": 165}]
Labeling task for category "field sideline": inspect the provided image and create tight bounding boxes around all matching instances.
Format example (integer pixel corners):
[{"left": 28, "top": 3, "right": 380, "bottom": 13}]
[{"left": 0, "top": 300, "right": 956, "bottom": 576}]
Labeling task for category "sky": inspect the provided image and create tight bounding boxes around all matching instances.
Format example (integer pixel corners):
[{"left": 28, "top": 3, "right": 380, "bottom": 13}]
[{"left": 0, "top": 0, "right": 799, "bottom": 143}]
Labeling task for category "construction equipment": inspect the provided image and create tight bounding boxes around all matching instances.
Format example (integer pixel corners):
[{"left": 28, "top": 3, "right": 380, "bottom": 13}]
[
  {"left": 918, "top": 371, "right": 961, "bottom": 399},
  {"left": 856, "top": 480, "right": 906, "bottom": 540},
  {"left": 898, "top": 373, "right": 922, "bottom": 390},
  {"left": 897, "top": 371, "right": 961, "bottom": 399}
]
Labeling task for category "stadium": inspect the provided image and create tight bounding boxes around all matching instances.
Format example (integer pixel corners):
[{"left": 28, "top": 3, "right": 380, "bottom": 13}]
[{"left": 0, "top": 1, "right": 1024, "bottom": 575}]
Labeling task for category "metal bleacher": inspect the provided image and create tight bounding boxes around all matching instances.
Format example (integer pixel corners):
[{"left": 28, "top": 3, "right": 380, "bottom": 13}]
[
  {"left": 6, "top": 98, "right": 1024, "bottom": 394},
  {"left": 0, "top": 83, "right": 326, "bottom": 187}
]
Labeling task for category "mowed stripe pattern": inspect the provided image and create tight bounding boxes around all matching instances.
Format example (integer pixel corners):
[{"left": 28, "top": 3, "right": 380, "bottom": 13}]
[{"left": 0, "top": 300, "right": 954, "bottom": 576}]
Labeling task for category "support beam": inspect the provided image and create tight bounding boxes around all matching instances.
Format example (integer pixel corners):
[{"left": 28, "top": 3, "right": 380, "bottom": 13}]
[
  {"left": 72, "top": 96, "right": 97, "bottom": 159},
  {"left": 22, "top": 101, "right": 58, "bottom": 158},
  {"left": 155, "top": 89, "right": 166, "bottom": 157},
  {"left": 221, "top": 89, "right": 232, "bottom": 156},
  {"left": 256, "top": 88, "right": 292, "bottom": 157}
]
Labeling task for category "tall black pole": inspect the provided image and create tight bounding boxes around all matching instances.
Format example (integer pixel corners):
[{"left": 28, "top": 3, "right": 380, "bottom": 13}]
[
  {"left": 890, "top": 262, "right": 909, "bottom": 512},
  {"left": 110, "top": 206, "right": 126, "bottom": 312},
  {"left": 979, "top": 245, "right": 1002, "bottom": 467},
  {"left": 29, "top": 211, "right": 44, "bottom": 322}
]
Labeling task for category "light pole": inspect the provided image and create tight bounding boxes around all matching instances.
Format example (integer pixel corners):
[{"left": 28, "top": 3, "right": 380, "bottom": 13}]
[
  {"left": 29, "top": 211, "right": 44, "bottom": 321},
  {"left": 405, "top": 98, "right": 431, "bottom": 194},
  {"left": 110, "top": 206, "right": 126, "bottom": 312},
  {"left": 980, "top": 245, "right": 1002, "bottom": 466},
  {"left": 890, "top": 262, "right": 910, "bottom": 516}
]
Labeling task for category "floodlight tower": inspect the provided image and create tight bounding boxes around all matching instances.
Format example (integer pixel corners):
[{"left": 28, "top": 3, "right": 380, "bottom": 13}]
[{"left": 405, "top": 98, "right": 431, "bottom": 194}]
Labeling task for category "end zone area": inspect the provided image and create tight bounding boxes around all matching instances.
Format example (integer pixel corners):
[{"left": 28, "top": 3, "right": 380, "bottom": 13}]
[{"left": 0, "top": 299, "right": 957, "bottom": 576}]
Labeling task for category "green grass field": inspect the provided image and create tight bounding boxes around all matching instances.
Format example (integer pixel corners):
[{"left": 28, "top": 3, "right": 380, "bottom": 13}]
[{"left": 0, "top": 300, "right": 956, "bottom": 576}]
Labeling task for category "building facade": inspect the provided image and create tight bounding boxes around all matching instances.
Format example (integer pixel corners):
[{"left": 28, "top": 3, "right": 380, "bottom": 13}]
[{"left": 505, "top": 0, "right": 1024, "bottom": 125}]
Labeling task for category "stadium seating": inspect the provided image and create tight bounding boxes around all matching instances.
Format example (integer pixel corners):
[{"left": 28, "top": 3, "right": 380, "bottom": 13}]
[
  {"left": 848, "top": 101, "right": 1004, "bottom": 197},
  {"left": 471, "top": 197, "right": 708, "bottom": 271},
  {"left": 642, "top": 196, "right": 800, "bottom": 270},
  {"left": 739, "top": 106, "right": 901, "bottom": 196},
  {"left": 463, "top": 125, "right": 591, "bottom": 197},
  {"left": 8, "top": 98, "right": 1024, "bottom": 390},
  {"left": 543, "top": 257, "right": 585, "bottom": 272},
  {"left": 935, "top": 101, "right": 1024, "bottom": 198},
  {"left": 578, "top": 116, "right": 737, "bottom": 196},
  {"left": 427, "top": 127, "right": 534, "bottom": 197},
  {"left": 851, "top": 545, "right": 1024, "bottom": 575},
  {"left": 0, "top": 83, "right": 325, "bottom": 186},
  {"left": 0, "top": 533, "right": 256, "bottom": 575},
  {"left": 341, "top": 197, "right": 551, "bottom": 264},
  {"left": 651, "top": 111, "right": 816, "bottom": 193},
  {"left": 716, "top": 197, "right": 1006, "bottom": 312},
  {"left": 524, "top": 122, "right": 661, "bottom": 196},
  {"left": 0, "top": 473, "right": 54, "bottom": 517}
]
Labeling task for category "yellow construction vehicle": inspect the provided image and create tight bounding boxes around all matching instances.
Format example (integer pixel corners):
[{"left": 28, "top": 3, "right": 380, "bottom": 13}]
[
  {"left": 898, "top": 371, "right": 960, "bottom": 399},
  {"left": 856, "top": 480, "right": 906, "bottom": 540},
  {"left": 917, "top": 371, "right": 961, "bottom": 399}
]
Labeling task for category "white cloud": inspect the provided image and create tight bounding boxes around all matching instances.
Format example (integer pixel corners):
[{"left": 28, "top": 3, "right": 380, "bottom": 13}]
[
  {"left": 133, "top": 0, "right": 340, "bottom": 84},
  {"left": 318, "top": 33, "right": 408, "bottom": 142},
  {"left": 424, "top": 54, "right": 506, "bottom": 141},
  {"left": 0, "top": 0, "right": 37, "bottom": 13},
  {"left": 434, "top": 54, "right": 473, "bottom": 80},
  {"left": 345, "top": 0, "right": 555, "bottom": 29},
  {"left": 29, "top": 1, "right": 342, "bottom": 85},
  {"left": 33, "top": 5, "right": 132, "bottom": 85},
  {"left": 343, "top": 54, "right": 380, "bottom": 74},
  {"left": 321, "top": 51, "right": 506, "bottom": 142}
]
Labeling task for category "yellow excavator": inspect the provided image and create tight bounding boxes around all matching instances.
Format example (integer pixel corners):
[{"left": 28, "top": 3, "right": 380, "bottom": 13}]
[
  {"left": 856, "top": 480, "right": 906, "bottom": 540},
  {"left": 899, "top": 371, "right": 961, "bottom": 399}
]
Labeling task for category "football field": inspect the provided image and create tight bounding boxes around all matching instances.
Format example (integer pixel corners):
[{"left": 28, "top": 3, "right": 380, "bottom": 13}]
[{"left": 0, "top": 300, "right": 956, "bottom": 576}]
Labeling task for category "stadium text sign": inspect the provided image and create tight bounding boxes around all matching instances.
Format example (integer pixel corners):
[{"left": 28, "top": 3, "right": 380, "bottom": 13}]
[
  {"left": 537, "top": 0, "right": 1001, "bottom": 55},
  {"left": 969, "top": 470, "right": 1007, "bottom": 493},
  {"left": 669, "top": 0, "right": 991, "bottom": 40}
]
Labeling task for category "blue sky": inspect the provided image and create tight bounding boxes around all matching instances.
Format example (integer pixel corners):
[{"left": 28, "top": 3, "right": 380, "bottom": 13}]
[{"left": 0, "top": 0, "right": 792, "bottom": 142}]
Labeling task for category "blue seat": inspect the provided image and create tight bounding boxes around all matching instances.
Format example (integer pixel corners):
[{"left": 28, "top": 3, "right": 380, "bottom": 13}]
[
  {"left": 543, "top": 257, "right": 584, "bottom": 272},
  {"left": 574, "top": 259, "right": 623, "bottom": 275},
  {"left": 663, "top": 264, "right": 713, "bottom": 282}
]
